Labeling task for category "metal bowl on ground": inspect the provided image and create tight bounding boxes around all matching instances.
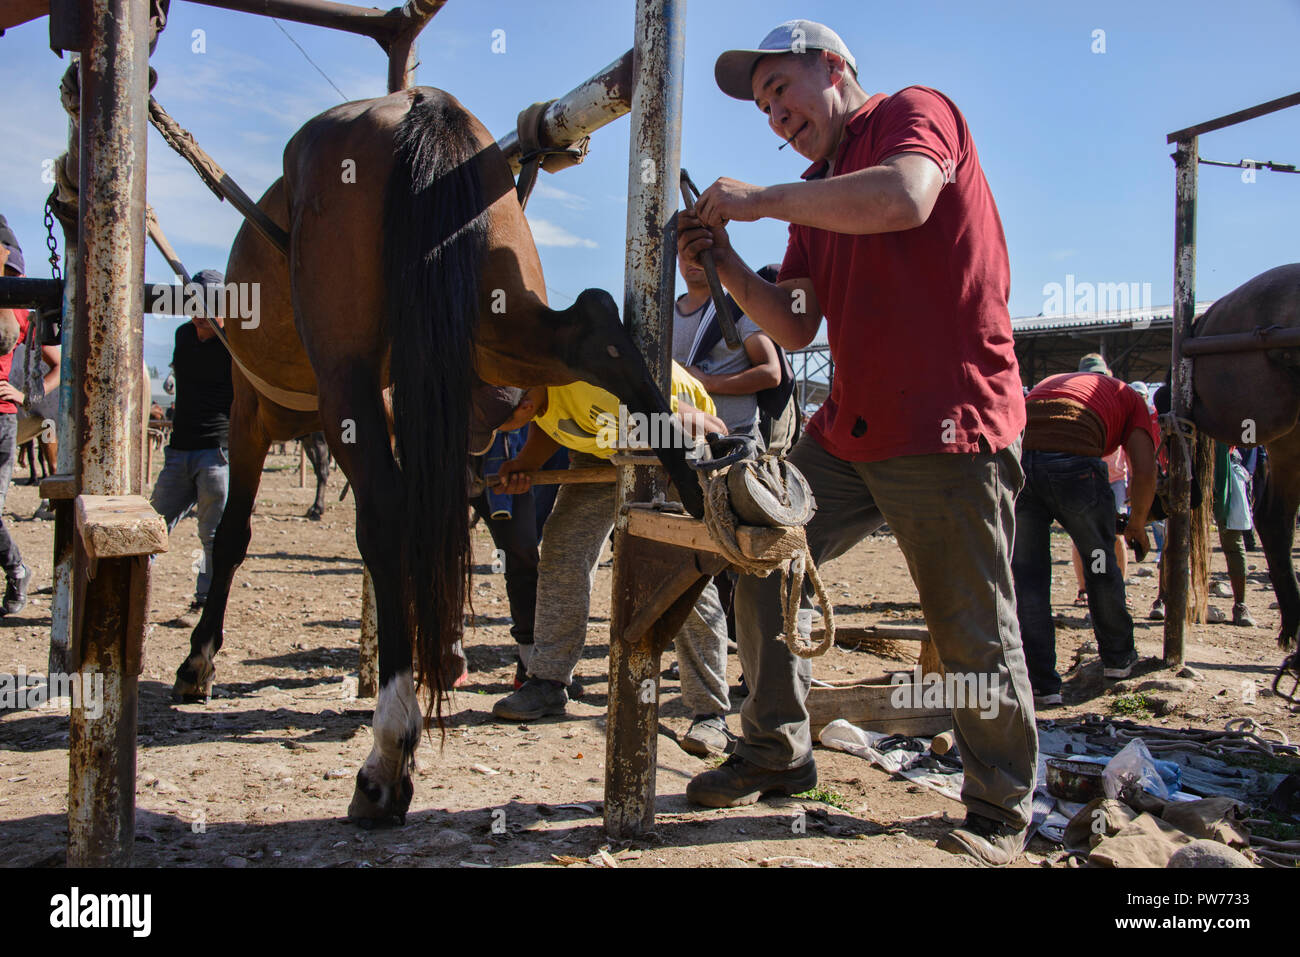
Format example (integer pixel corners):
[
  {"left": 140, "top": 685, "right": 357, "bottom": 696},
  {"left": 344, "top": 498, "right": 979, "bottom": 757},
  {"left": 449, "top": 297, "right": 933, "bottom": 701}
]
[{"left": 1045, "top": 757, "right": 1107, "bottom": 803}]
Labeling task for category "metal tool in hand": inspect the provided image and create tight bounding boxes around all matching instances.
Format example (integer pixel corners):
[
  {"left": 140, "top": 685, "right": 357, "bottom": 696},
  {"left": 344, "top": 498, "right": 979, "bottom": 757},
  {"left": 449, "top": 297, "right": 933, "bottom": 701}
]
[{"left": 679, "top": 169, "right": 742, "bottom": 350}]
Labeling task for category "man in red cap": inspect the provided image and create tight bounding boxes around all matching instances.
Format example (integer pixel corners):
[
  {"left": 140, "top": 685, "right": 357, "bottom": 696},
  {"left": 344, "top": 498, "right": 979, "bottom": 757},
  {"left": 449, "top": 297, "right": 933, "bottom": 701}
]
[{"left": 679, "top": 20, "right": 1036, "bottom": 865}]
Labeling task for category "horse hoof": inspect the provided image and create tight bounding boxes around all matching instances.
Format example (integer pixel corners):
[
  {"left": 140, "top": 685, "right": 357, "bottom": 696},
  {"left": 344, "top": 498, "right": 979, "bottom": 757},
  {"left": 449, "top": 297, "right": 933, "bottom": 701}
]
[
  {"left": 172, "top": 661, "right": 214, "bottom": 702},
  {"left": 306, "top": 508, "right": 323, "bottom": 521},
  {"left": 347, "top": 769, "right": 413, "bottom": 827}
]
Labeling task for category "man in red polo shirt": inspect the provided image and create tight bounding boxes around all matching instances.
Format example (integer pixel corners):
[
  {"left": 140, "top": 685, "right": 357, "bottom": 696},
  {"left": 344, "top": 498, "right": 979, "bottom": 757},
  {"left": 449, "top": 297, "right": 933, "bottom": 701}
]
[
  {"left": 0, "top": 216, "right": 36, "bottom": 614},
  {"left": 1016, "top": 363, "right": 1158, "bottom": 707},
  {"left": 678, "top": 20, "right": 1037, "bottom": 865}
]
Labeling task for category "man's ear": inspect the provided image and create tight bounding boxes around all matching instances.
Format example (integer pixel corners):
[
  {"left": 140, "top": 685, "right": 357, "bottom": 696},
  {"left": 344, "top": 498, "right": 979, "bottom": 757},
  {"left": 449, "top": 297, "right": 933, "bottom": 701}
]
[{"left": 823, "top": 50, "right": 849, "bottom": 87}]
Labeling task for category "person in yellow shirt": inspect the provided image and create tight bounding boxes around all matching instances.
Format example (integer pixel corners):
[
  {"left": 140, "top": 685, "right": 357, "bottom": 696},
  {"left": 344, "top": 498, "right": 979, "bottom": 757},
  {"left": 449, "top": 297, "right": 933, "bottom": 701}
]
[{"left": 490, "top": 363, "right": 738, "bottom": 756}]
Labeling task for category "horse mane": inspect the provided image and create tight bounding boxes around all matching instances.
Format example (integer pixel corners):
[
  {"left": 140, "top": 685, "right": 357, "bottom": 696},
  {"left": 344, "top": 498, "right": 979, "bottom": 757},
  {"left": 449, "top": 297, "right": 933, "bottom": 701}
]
[{"left": 382, "top": 89, "right": 488, "bottom": 729}]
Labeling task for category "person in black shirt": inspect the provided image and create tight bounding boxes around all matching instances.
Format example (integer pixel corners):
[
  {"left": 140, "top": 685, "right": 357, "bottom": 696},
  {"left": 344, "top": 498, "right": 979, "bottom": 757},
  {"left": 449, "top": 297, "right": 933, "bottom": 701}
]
[{"left": 150, "top": 269, "right": 234, "bottom": 624}]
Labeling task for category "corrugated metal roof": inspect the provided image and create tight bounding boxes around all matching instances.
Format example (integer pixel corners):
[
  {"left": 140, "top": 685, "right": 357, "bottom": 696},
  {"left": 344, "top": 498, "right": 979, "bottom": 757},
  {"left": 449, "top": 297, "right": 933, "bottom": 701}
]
[{"left": 1011, "top": 300, "right": 1216, "bottom": 335}]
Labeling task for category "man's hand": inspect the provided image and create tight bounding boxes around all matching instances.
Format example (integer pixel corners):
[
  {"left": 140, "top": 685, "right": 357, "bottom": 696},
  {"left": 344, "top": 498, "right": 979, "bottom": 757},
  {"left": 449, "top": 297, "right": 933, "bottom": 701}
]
[
  {"left": 0, "top": 382, "right": 25, "bottom": 408},
  {"left": 1124, "top": 521, "right": 1151, "bottom": 561},
  {"left": 493, "top": 457, "right": 533, "bottom": 495},
  {"left": 677, "top": 209, "right": 735, "bottom": 273},
  {"left": 676, "top": 400, "right": 727, "bottom": 441},
  {"left": 694, "top": 177, "right": 767, "bottom": 226}
]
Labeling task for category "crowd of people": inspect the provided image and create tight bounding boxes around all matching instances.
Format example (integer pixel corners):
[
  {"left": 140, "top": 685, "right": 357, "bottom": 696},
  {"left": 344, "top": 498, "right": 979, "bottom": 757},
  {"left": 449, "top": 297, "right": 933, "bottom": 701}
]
[{"left": 0, "top": 18, "right": 1267, "bottom": 868}]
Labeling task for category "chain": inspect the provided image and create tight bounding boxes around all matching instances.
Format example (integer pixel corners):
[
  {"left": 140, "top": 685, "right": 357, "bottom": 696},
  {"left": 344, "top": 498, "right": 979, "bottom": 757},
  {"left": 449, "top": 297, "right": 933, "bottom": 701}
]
[{"left": 44, "top": 199, "right": 62, "bottom": 282}]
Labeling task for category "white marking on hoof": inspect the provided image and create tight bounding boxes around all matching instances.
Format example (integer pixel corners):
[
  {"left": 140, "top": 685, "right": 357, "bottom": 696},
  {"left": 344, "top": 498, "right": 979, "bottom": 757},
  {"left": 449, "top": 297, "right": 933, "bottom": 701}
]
[{"left": 349, "top": 671, "right": 420, "bottom": 821}]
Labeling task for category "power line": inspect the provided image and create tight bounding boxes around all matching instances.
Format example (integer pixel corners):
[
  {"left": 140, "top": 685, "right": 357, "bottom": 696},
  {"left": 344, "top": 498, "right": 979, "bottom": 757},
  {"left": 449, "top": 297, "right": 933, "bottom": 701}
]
[
  {"left": 546, "top": 285, "right": 577, "bottom": 306},
  {"left": 271, "top": 19, "right": 348, "bottom": 102}
]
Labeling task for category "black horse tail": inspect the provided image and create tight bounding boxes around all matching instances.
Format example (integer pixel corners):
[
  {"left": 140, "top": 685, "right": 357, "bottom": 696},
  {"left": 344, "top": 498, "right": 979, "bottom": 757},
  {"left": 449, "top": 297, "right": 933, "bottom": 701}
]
[{"left": 382, "top": 90, "right": 486, "bottom": 726}]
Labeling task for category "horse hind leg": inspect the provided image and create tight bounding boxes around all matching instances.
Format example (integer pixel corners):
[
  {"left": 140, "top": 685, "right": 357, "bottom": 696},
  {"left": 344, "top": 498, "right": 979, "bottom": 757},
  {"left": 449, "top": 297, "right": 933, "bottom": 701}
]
[
  {"left": 173, "top": 383, "right": 272, "bottom": 700},
  {"left": 303, "top": 430, "right": 329, "bottom": 520},
  {"left": 1255, "top": 431, "right": 1300, "bottom": 650},
  {"left": 315, "top": 374, "right": 420, "bottom": 826}
]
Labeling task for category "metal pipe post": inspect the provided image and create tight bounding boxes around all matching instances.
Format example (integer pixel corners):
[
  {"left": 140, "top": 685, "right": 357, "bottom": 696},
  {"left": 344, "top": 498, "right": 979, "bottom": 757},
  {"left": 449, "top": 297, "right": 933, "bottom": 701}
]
[
  {"left": 496, "top": 50, "right": 635, "bottom": 172},
  {"left": 66, "top": 0, "right": 151, "bottom": 868},
  {"left": 603, "top": 0, "right": 686, "bottom": 839},
  {"left": 1163, "top": 137, "right": 1197, "bottom": 668}
]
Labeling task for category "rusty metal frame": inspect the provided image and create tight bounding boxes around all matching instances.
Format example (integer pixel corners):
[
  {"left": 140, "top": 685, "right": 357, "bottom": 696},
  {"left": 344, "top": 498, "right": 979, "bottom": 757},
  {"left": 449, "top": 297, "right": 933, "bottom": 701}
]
[
  {"left": 1163, "top": 91, "right": 1300, "bottom": 668},
  {"left": 56, "top": 0, "right": 450, "bottom": 869},
  {"left": 602, "top": 0, "right": 687, "bottom": 840}
]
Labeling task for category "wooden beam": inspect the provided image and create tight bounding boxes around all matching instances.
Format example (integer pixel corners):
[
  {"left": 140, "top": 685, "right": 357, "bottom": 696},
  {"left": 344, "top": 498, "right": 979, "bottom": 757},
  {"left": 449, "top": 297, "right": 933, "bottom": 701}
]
[
  {"left": 622, "top": 552, "right": 728, "bottom": 645},
  {"left": 625, "top": 508, "right": 791, "bottom": 560},
  {"left": 75, "top": 494, "right": 168, "bottom": 560},
  {"left": 486, "top": 466, "right": 616, "bottom": 487},
  {"left": 41, "top": 473, "right": 77, "bottom": 501},
  {"left": 806, "top": 680, "right": 952, "bottom": 737}
]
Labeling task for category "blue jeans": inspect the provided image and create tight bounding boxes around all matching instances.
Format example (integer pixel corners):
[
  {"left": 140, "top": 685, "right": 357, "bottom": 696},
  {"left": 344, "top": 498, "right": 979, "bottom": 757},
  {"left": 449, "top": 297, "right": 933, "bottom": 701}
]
[
  {"left": 150, "top": 446, "right": 229, "bottom": 603},
  {"left": 1013, "top": 450, "right": 1135, "bottom": 695},
  {"left": 0, "top": 413, "right": 22, "bottom": 576}
]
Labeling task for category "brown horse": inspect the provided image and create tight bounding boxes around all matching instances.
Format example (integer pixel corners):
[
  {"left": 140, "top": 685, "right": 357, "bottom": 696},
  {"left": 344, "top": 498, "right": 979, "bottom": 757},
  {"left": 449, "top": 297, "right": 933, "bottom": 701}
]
[
  {"left": 1187, "top": 263, "right": 1300, "bottom": 681},
  {"left": 170, "top": 86, "right": 704, "bottom": 824}
]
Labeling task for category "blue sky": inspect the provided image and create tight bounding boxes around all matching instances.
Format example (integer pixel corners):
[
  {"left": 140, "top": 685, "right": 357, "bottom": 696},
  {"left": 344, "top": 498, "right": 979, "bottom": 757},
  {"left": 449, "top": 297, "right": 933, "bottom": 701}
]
[{"left": 3, "top": 0, "right": 1299, "bottom": 374}]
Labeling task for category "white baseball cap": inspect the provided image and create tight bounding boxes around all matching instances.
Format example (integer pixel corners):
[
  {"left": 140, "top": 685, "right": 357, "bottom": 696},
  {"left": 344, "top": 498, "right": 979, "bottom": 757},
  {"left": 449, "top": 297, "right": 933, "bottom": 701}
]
[{"left": 714, "top": 20, "right": 858, "bottom": 101}]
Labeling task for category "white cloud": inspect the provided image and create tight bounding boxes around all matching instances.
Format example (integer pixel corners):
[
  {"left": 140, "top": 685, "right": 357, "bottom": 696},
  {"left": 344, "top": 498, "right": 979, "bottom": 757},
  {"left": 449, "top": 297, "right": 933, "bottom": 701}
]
[
  {"left": 532, "top": 181, "right": 589, "bottom": 210},
  {"left": 528, "top": 218, "right": 597, "bottom": 249}
]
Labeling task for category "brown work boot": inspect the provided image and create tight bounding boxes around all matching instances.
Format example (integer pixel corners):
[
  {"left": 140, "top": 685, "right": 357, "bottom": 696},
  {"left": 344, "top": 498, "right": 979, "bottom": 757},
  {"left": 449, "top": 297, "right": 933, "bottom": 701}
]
[
  {"left": 686, "top": 753, "right": 816, "bottom": 807},
  {"left": 938, "top": 813, "right": 1028, "bottom": 867}
]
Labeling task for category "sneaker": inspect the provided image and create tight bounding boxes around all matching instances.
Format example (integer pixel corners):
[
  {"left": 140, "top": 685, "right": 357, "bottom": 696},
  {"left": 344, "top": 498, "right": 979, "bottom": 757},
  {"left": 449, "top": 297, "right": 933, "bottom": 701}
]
[
  {"left": 685, "top": 753, "right": 817, "bottom": 808},
  {"left": 492, "top": 677, "right": 568, "bottom": 721},
  {"left": 1232, "top": 602, "right": 1256, "bottom": 628},
  {"left": 937, "top": 813, "right": 1028, "bottom": 867},
  {"left": 1, "top": 563, "right": 30, "bottom": 616},
  {"left": 1103, "top": 650, "right": 1140, "bottom": 680},
  {"left": 680, "top": 714, "right": 735, "bottom": 757},
  {"left": 1033, "top": 692, "right": 1063, "bottom": 708},
  {"left": 512, "top": 661, "right": 583, "bottom": 699},
  {"left": 1148, "top": 599, "right": 1165, "bottom": 621}
]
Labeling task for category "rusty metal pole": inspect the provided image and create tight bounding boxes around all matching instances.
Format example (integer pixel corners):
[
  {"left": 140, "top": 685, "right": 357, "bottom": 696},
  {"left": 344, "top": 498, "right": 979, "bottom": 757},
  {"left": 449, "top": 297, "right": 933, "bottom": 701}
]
[
  {"left": 1164, "top": 137, "right": 1197, "bottom": 668},
  {"left": 48, "top": 238, "right": 78, "bottom": 677},
  {"left": 385, "top": 0, "right": 449, "bottom": 92},
  {"left": 67, "top": 0, "right": 151, "bottom": 868},
  {"left": 604, "top": 0, "right": 685, "bottom": 839}
]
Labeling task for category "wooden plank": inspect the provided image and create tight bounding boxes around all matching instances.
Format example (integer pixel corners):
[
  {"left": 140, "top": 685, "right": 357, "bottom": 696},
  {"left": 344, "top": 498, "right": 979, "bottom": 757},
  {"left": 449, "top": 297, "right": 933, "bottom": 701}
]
[
  {"left": 75, "top": 495, "right": 169, "bottom": 560},
  {"left": 41, "top": 473, "right": 76, "bottom": 501},
  {"left": 827, "top": 624, "right": 930, "bottom": 646},
  {"left": 807, "top": 681, "right": 951, "bottom": 737},
  {"left": 486, "top": 466, "right": 616, "bottom": 487},
  {"left": 625, "top": 508, "right": 790, "bottom": 560}
]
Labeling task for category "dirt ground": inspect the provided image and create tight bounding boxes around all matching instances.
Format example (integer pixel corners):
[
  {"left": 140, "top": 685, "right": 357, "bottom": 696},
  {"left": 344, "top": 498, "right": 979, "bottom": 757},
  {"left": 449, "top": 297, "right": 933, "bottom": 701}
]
[{"left": 1, "top": 450, "right": 1297, "bottom": 868}]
